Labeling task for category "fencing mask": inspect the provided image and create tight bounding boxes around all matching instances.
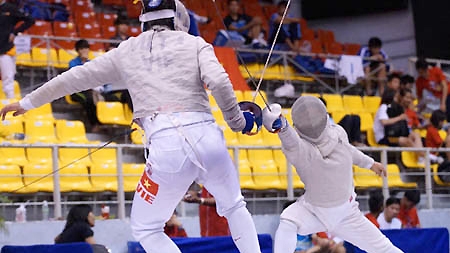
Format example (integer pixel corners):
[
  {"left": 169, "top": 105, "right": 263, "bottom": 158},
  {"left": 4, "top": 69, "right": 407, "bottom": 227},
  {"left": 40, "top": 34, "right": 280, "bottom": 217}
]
[{"left": 139, "top": 0, "right": 190, "bottom": 32}]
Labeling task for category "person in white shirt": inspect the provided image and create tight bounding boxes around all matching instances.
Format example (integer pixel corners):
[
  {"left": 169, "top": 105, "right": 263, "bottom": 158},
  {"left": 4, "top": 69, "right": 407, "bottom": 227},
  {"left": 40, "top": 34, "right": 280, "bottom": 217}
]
[
  {"left": 377, "top": 197, "right": 402, "bottom": 230},
  {"left": 262, "top": 96, "right": 403, "bottom": 253}
]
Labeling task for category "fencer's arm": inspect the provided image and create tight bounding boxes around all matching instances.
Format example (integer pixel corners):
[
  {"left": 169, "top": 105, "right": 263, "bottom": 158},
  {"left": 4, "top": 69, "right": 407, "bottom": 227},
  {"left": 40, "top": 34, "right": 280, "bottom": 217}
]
[
  {"left": 197, "top": 40, "right": 245, "bottom": 132},
  {"left": 19, "top": 50, "right": 121, "bottom": 110},
  {"left": 349, "top": 144, "right": 374, "bottom": 169},
  {"left": 278, "top": 124, "right": 308, "bottom": 166}
]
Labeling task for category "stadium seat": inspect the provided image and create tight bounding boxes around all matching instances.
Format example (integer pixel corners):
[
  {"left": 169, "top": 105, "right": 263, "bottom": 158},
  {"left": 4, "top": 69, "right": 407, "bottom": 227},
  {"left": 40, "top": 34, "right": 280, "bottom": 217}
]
[
  {"left": 90, "top": 147, "right": 117, "bottom": 165},
  {"left": 97, "top": 101, "right": 130, "bottom": 125},
  {"left": 401, "top": 151, "right": 423, "bottom": 169},
  {"left": 123, "top": 163, "right": 145, "bottom": 192},
  {"left": 53, "top": 22, "right": 77, "bottom": 50},
  {"left": 23, "top": 103, "right": 54, "bottom": 120},
  {"left": 0, "top": 164, "right": 25, "bottom": 193},
  {"left": 31, "top": 48, "right": 59, "bottom": 68},
  {"left": 214, "top": 47, "right": 249, "bottom": 91},
  {"left": 128, "top": 26, "right": 141, "bottom": 37},
  {"left": 342, "top": 95, "right": 364, "bottom": 114},
  {"left": 243, "top": 90, "right": 267, "bottom": 109},
  {"left": 59, "top": 164, "right": 94, "bottom": 192},
  {"left": 359, "top": 112, "right": 374, "bottom": 132},
  {"left": 97, "top": 13, "right": 117, "bottom": 27},
  {"left": 0, "top": 142, "right": 27, "bottom": 166},
  {"left": 274, "top": 150, "right": 304, "bottom": 189},
  {"left": 386, "top": 164, "right": 417, "bottom": 188},
  {"left": 363, "top": 96, "right": 381, "bottom": 114},
  {"left": 102, "top": 25, "right": 117, "bottom": 38},
  {"left": 344, "top": 43, "right": 361, "bottom": 55},
  {"left": 57, "top": 49, "right": 77, "bottom": 69},
  {"left": 0, "top": 81, "right": 21, "bottom": 99},
  {"left": 438, "top": 130, "right": 447, "bottom": 140},
  {"left": 238, "top": 162, "right": 256, "bottom": 190},
  {"left": 26, "top": 147, "right": 53, "bottom": 165},
  {"left": 322, "top": 94, "right": 344, "bottom": 113},
  {"left": 317, "top": 29, "right": 335, "bottom": 46},
  {"left": 59, "top": 147, "right": 92, "bottom": 167},
  {"left": 90, "top": 163, "right": 117, "bottom": 192},
  {"left": 239, "top": 64, "right": 261, "bottom": 80},
  {"left": 247, "top": 148, "right": 282, "bottom": 190},
  {"left": 220, "top": 126, "right": 239, "bottom": 146},
  {"left": 261, "top": 128, "right": 281, "bottom": 146},
  {"left": 22, "top": 163, "right": 54, "bottom": 192},
  {"left": 27, "top": 20, "right": 53, "bottom": 47},
  {"left": 16, "top": 51, "right": 33, "bottom": 67},
  {"left": 24, "top": 120, "right": 57, "bottom": 143},
  {"left": 74, "top": 11, "right": 97, "bottom": 25},
  {"left": 367, "top": 129, "right": 385, "bottom": 147},
  {"left": 331, "top": 111, "right": 346, "bottom": 124},
  {"left": 125, "top": 1, "right": 141, "bottom": 19},
  {"left": 325, "top": 41, "right": 343, "bottom": 55},
  {"left": 0, "top": 118, "right": 23, "bottom": 141},
  {"left": 238, "top": 131, "right": 264, "bottom": 146},
  {"left": 301, "top": 29, "right": 315, "bottom": 40},
  {"left": 101, "top": 0, "right": 124, "bottom": 6},
  {"left": 301, "top": 93, "right": 320, "bottom": 98},
  {"left": 353, "top": 166, "right": 382, "bottom": 188},
  {"left": 432, "top": 164, "right": 450, "bottom": 187},
  {"left": 55, "top": 120, "right": 89, "bottom": 143},
  {"left": 234, "top": 90, "right": 244, "bottom": 102},
  {"left": 130, "top": 123, "right": 144, "bottom": 145}
]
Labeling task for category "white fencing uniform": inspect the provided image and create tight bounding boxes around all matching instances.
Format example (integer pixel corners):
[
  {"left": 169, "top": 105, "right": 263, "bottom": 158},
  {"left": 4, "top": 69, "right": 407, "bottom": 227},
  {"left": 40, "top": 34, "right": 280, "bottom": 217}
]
[
  {"left": 0, "top": 54, "right": 16, "bottom": 98},
  {"left": 272, "top": 96, "right": 403, "bottom": 253},
  {"left": 18, "top": 20, "right": 261, "bottom": 253}
]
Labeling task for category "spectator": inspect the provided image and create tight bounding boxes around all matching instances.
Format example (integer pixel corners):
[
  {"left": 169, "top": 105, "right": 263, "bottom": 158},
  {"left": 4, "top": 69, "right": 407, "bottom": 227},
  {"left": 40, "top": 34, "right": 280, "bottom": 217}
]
[
  {"left": 386, "top": 73, "right": 401, "bottom": 92},
  {"left": 69, "top": 39, "right": 102, "bottom": 132},
  {"left": 426, "top": 109, "right": 448, "bottom": 162},
  {"left": 416, "top": 58, "right": 449, "bottom": 120},
  {"left": 400, "top": 74, "right": 415, "bottom": 91},
  {"left": 104, "top": 17, "right": 133, "bottom": 112},
  {"left": 365, "top": 191, "right": 384, "bottom": 228},
  {"left": 377, "top": 197, "right": 402, "bottom": 230},
  {"left": 359, "top": 37, "right": 388, "bottom": 96},
  {"left": 373, "top": 89, "right": 426, "bottom": 162},
  {"left": 55, "top": 204, "right": 96, "bottom": 244},
  {"left": 269, "top": 0, "right": 301, "bottom": 52},
  {"left": 223, "top": 0, "right": 266, "bottom": 47},
  {"left": 183, "top": 188, "right": 230, "bottom": 237},
  {"left": 0, "top": 0, "right": 34, "bottom": 99},
  {"left": 398, "top": 190, "right": 421, "bottom": 228},
  {"left": 164, "top": 211, "right": 188, "bottom": 238},
  {"left": 399, "top": 88, "right": 423, "bottom": 130}
]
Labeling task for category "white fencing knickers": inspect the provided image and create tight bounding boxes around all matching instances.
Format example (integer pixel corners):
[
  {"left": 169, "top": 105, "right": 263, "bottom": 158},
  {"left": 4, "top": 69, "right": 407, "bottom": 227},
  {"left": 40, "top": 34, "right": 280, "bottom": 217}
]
[
  {"left": 0, "top": 54, "right": 16, "bottom": 99},
  {"left": 130, "top": 112, "right": 261, "bottom": 253},
  {"left": 274, "top": 194, "right": 403, "bottom": 253}
]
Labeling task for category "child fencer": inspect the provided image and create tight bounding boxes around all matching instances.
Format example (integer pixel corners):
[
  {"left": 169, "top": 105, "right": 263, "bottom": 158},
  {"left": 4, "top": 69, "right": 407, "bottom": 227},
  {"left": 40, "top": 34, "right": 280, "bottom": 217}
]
[
  {"left": 262, "top": 96, "right": 403, "bottom": 253},
  {"left": 0, "top": 1, "right": 263, "bottom": 252}
]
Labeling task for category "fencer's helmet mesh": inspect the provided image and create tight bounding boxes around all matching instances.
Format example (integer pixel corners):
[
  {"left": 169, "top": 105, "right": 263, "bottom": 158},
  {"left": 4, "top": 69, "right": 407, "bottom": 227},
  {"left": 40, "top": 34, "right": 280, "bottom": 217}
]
[
  {"left": 139, "top": 0, "right": 189, "bottom": 32},
  {"left": 291, "top": 96, "right": 328, "bottom": 140}
]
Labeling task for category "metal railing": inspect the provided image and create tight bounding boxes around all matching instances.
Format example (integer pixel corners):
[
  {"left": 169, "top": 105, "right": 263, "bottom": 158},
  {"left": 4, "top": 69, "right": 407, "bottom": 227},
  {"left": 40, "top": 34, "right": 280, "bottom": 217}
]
[
  {"left": 1, "top": 142, "right": 450, "bottom": 220},
  {"left": 408, "top": 56, "right": 450, "bottom": 79}
]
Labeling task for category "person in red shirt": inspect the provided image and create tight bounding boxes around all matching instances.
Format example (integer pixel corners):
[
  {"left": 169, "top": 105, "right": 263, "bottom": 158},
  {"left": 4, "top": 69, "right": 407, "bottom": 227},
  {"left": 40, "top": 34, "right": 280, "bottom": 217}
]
[
  {"left": 426, "top": 109, "right": 450, "bottom": 161},
  {"left": 398, "top": 190, "right": 421, "bottom": 228},
  {"left": 415, "top": 59, "right": 450, "bottom": 120},
  {"left": 364, "top": 191, "right": 384, "bottom": 228},
  {"left": 399, "top": 88, "right": 422, "bottom": 130},
  {"left": 164, "top": 211, "right": 188, "bottom": 238},
  {"left": 183, "top": 187, "right": 230, "bottom": 237}
]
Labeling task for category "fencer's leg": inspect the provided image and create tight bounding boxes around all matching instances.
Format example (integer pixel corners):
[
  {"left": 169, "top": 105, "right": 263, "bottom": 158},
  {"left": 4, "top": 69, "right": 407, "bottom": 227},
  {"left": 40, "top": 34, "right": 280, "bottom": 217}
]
[
  {"left": 274, "top": 219, "right": 298, "bottom": 253},
  {"left": 0, "top": 55, "right": 16, "bottom": 99},
  {"left": 332, "top": 201, "right": 403, "bottom": 253},
  {"left": 139, "top": 231, "right": 182, "bottom": 253},
  {"left": 273, "top": 199, "right": 326, "bottom": 253}
]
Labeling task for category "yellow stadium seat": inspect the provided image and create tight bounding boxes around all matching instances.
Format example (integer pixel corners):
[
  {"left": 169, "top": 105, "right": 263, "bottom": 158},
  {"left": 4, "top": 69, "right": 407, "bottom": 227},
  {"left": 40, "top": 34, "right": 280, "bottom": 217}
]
[
  {"left": 26, "top": 147, "right": 53, "bottom": 165},
  {"left": 438, "top": 130, "right": 447, "bottom": 140},
  {"left": 264, "top": 65, "right": 283, "bottom": 80},
  {"left": 0, "top": 118, "right": 23, "bottom": 141},
  {"left": 90, "top": 147, "right": 117, "bottom": 165},
  {"left": 211, "top": 106, "right": 224, "bottom": 122},
  {"left": 236, "top": 149, "right": 251, "bottom": 171},
  {"left": 16, "top": 51, "right": 33, "bottom": 67},
  {"left": 359, "top": 112, "right": 374, "bottom": 132},
  {"left": 261, "top": 128, "right": 281, "bottom": 146},
  {"left": 59, "top": 164, "right": 94, "bottom": 192},
  {"left": 432, "top": 164, "right": 450, "bottom": 186},
  {"left": 31, "top": 47, "right": 58, "bottom": 68},
  {"left": 332, "top": 111, "right": 346, "bottom": 124},
  {"left": 23, "top": 103, "right": 54, "bottom": 120},
  {"left": 238, "top": 162, "right": 255, "bottom": 190},
  {"left": 65, "top": 95, "right": 79, "bottom": 105},
  {"left": 24, "top": 120, "right": 57, "bottom": 143},
  {"left": 57, "top": 49, "right": 77, "bottom": 69},
  {"left": 208, "top": 93, "right": 219, "bottom": 109},
  {"left": 363, "top": 96, "right": 381, "bottom": 114},
  {"left": 415, "top": 129, "right": 427, "bottom": 138},
  {"left": 97, "top": 101, "right": 131, "bottom": 125},
  {"left": 301, "top": 93, "right": 320, "bottom": 98},
  {"left": 243, "top": 90, "right": 267, "bottom": 108},
  {"left": 353, "top": 166, "right": 382, "bottom": 188},
  {"left": 343, "top": 95, "right": 364, "bottom": 114},
  {"left": 22, "top": 163, "right": 54, "bottom": 192},
  {"left": 220, "top": 125, "right": 239, "bottom": 146},
  {"left": 322, "top": 94, "right": 344, "bottom": 113},
  {"left": 401, "top": 151, "right": 423, "bottom": 169},
  {"left": 56, "top": 120, "right": 89, "bottom": 143},
  {"left": 130, "top": 123, "right": 144, "bottom": 144},
  {"left": 123, "top": 163, "right": 145, "bottom": 192},
  {"left": 274, "top": 150, "right": 305, "bottom": 189},
  {"left": 248, "top": 149, "right": 283, "bottom": 190},
  {"left": 0, "top": 164, "right": 25, "bottom": 193},
  {"left": 0, "top": 81, "right": 21, "bottom": 99},
  {"left": 238, "top": 132, "right": 264, "bottom": 146},
  {"left": 90, "top": 163, "right": 117, "bottom": 192},
  {"left": 234, "top": 90, "right": 244, "bottom": 102},
  {"left": 239, "top": 64, "right": 261, "bottom": 80},
  {"left": 386, "top": 164, "right": 417, "bottom": 188},
  {"left": 367, "top": 129, "right": 385, "bottom": 147},
  {"left": 59, "top": 147, "right": 92, "bottom": 167},
  {"left": 0, "top": 142, "right": 27, "bottom": 166}
]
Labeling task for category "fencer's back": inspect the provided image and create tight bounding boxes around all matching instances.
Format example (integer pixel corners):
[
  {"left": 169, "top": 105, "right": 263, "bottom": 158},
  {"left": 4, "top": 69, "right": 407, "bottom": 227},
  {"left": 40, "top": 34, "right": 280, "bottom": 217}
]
[{"left": 115, "top": 30, "right": 214, "bottom": 119}]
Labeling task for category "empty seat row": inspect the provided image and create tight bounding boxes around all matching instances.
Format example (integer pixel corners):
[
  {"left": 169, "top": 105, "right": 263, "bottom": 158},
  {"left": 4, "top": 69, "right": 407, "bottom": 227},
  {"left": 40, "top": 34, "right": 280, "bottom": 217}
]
[{"left": 302, "top": 93, "right": 381, "bottom": 114}]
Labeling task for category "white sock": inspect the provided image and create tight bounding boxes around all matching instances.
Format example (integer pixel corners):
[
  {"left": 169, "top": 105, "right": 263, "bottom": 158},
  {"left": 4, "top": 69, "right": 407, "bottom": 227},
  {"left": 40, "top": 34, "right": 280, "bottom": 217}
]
[
  {"left": 274, "top": 219, "right": 298, "bottom": 253},
  {"left": 139, "top": 231, "right": 182, "bottom": 253},
  {"left": 226, "top": 206, "right": 261, "bottom": 253}
]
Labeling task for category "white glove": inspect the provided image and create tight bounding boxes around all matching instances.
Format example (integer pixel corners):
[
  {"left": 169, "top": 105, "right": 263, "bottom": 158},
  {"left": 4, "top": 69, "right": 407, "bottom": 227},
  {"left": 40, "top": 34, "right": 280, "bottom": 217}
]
[{"left": 262, "top": 103, "right": 286, "bottom": 133}]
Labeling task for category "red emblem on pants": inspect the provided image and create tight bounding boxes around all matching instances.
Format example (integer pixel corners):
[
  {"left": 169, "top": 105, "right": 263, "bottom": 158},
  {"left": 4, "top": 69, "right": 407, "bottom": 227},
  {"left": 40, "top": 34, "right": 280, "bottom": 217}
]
[{"left": 136, "top": 171, "right": 159, "bottom": 204}]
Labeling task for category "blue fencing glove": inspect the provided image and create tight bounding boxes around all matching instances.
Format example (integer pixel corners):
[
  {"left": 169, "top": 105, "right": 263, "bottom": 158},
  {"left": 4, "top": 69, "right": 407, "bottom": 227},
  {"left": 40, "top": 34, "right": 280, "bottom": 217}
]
[{"left": 239, "top": 101, "right": 263, "bottom": 135}]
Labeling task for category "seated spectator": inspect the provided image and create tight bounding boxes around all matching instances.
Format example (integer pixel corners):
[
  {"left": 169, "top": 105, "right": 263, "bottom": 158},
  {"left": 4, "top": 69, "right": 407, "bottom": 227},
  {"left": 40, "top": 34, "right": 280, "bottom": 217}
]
[
  {"left": 269, "top": 1, "right": 301, "bottom": 52},
  {"left": 365, "top": 190, "right": 384, "bottom": 228},
  {"left": 55, "top": 204, "right": 96, "bottom": 244},
  {"left": 183, "top": 187, "right": 230, "bottom": 237},
  {"left": 426, "top": 109, "right": 448, "bottom": 162},
  {"left": 223, "top": 0, "right": 266, "bottom": 47},
  {"left": 398, "top": 190, "right": 421, "bottom": 228},
  {"left": 400, "top": 74, "right": 415, "bottom": 91},
  {"left": 69, "top": 39, "right": 102, "bottom": 132},
  {"left": 359, "top": 37, "right": 388, "bottom": 96},
  {"left": 373, "top": 89, "right": 425, "bottom": 155},
  {"left": 164, "top": 211, "right": 187, "bottom": 238},
  {"left": 23, "top": 0, "right": 52, "bottom": 21},
  {"left": 377, "top": 197, "right": 402, "bottom": 230},
  {"left": 50, "top": 3, "right": 69, "bottom": 22},
  {"left": 399, "top": 88, "right": 424, "bottom": 130},
  {"left": 104, "top": 17, "right": 133, "bottom": 111},
  {"left": 416, "top": 58, "right": 450, "bottom": 120},
  {"left": 386, "top": 73, "right": 401, "bottom": 92}
]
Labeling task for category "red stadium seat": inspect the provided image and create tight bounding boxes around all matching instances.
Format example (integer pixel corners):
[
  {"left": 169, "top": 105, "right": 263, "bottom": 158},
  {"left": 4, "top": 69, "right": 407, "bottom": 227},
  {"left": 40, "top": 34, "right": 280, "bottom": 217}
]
[
  {"left": 128, "top": 26, "right": 141, "bottom": 37},
  {"left": 301, "top": 28, "right": 315, "bottom": 40},
  {"left": 344, "top": 43, "right": 362, "bottom": 55},
  {"left": 325, "top": 41, "right": 344, "bottom": 55},
  {"left": 97, "top": 13, "right": 117, "bottom": 27},
  {"left": 27, "top": 20, "right": 53, "bottom": 47},
  {"left": 102, "top": 25, "right": 117, "bottom": 39},
  {"left": 53, "top": 21, "right": 77, "bottom": 50},
  {"left": 125, "top": 1, "right": 142, "bottom": 19},
  {"left": 74, "top": 11, "right": 97, "bottom": 24},
  {"left": 102, "top": 0, "right": 124, "bottom": 6},
  {"left": 317, "top": 29, "right": 335, "bottom": 45}
]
